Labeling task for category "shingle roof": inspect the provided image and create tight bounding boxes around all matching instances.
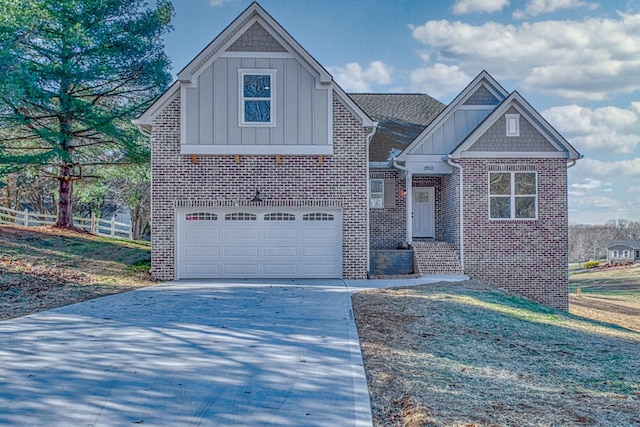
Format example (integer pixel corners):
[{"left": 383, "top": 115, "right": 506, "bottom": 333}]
[
  {"left": 349, "top": 94, "right": 446, "bottom": 163},
  {"left": 607, "top": 240, "right": 640, "bottom": 249}
]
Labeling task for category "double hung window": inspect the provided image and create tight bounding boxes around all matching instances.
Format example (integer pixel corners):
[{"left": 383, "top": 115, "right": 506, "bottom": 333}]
[
  {"left": 240, "top": 70, "right": 275, "bottom": 126},
  {"left": 489, "top": 172, "right": 537, "bottom": 219},
  {"left": 370, "top": 179, "right": 384, "bottom": 208}
]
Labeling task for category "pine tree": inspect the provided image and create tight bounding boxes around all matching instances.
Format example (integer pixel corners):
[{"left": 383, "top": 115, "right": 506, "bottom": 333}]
[{"left": 0, "top": 0, "right": 173, "bottom": 227}]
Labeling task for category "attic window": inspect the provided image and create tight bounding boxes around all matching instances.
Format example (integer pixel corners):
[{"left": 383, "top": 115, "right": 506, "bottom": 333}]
[
  {"left": 239, "top": 69, "right": 275, "bottom": 126},
  {"left": 506, "top": 114, "right": 520, "bottom": 137}
]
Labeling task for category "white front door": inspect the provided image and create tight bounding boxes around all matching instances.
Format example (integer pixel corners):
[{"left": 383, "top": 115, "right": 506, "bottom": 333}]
[{"left": 412, "top": 187, "right": 435, "bottom": 238}]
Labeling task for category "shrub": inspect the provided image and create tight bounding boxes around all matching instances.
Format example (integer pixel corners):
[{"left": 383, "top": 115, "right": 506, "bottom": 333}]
[{"left": 583, "top": 261, "right": 599, "bottom": 269}]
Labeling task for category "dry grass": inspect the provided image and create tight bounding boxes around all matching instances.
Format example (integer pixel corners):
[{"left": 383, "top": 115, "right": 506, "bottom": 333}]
[
  {"left": 353, "top": 280, "right": 640, "bottom": 427},
  {"left": 0, "top": 224, "right": 154, "bottom": 320},
  {"left": 569, "top": 265, "right": 640, "bottom": 333}
]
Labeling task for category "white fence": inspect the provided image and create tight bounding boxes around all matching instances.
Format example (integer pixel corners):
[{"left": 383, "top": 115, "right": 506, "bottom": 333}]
[{"left": 0, "top": 205, "right": 132, "bottom": 239}]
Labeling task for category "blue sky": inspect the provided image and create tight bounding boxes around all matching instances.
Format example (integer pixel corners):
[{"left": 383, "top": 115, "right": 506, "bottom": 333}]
[{"left": 164, "top": 0, "right": 640, "bottom": 225}]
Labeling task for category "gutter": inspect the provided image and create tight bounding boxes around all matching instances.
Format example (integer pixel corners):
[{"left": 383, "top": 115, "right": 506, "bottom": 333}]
[{"left": 445, "top": 155, "right": 465, "bottom": 270}]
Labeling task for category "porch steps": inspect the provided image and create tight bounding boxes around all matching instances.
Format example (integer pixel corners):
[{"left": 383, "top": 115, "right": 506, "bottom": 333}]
[{"left": 412, "top": 241, "right": 464, "bottom": 275}]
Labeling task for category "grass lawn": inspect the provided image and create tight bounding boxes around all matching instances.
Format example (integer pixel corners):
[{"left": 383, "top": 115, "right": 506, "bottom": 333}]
[
  {"left": 0, "top": 224, "right": 154, "bottom": 320},
  {"left": 569, "top": 264, "right": 640, "bottom": 332},
  {"left": 353, "top": 281, "right": 640, "bottom": 427}
]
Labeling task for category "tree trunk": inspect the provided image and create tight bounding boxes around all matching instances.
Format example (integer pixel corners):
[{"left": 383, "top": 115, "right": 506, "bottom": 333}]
[{"left": 56, "top": 164, "right": 73, "bottom": 227}]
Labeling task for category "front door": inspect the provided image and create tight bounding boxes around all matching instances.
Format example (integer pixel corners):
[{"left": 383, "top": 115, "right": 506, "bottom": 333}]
[{"left": 413, "top": 187, "right": 435, "bottom": 238}]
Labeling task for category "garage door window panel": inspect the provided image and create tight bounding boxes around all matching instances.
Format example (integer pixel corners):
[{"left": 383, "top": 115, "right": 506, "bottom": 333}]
[
  {"left": 225, "top": 212, "right": 257, "bottom": 221},
  {"left": 186, "top": 212, "right": 217, "bottom": 221},
  {"left": 264, "top": 213, "right": 295, "bottom": 221}
]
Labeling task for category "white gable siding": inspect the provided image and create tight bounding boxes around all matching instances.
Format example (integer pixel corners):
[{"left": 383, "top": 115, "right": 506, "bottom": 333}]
[{"left": 182, "top": 55, "right": 331, "bottom": 152}]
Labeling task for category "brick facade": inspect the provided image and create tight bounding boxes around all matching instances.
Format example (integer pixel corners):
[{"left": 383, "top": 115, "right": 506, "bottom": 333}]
[
  {"left": 150, "top": 94, "right": 370, "bottom": 280},
  {"left": 369, "top": 158, "right": 570, "bottom": 310},
  {"left": 461, "top": 158, "right": 569, "bottom": 310}
]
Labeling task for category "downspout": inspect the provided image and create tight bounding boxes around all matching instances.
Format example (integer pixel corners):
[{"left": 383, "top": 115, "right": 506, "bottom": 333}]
[
  {"left": 392, "top": 158, "right": 412, "bottom": 245},
  {"left": 365, "top": 124, "right": 377, "bottom": 278},
  {"left": 446, "top": 156, "right": 464, "bottom": 270}
]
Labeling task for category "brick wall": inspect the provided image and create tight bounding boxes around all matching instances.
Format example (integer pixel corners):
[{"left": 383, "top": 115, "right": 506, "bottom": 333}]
[
  {"left": 369, "top": 174, "right": 445, "bottom": 248},
  {"left": 150, "top": 94, "right": 370, "bottom": 280},
  {"left": 369, "top": 170, "right": 405, "bottom": 249},
  {"left": 461, "top": 158, "right": 569, "bottom": 310}
]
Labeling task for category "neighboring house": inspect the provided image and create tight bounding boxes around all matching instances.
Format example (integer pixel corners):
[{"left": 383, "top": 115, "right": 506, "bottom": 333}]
[
  {"left": 135, "top": 2, "right": 581, "bottom": 310},
  {"left": 607, "top": 240, "right": 640, "bottom": 265}
]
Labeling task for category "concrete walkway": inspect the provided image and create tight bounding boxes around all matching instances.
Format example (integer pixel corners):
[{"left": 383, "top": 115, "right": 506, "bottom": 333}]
[{"left": 0, "top": 276, "right": 466, "bottom": 426}]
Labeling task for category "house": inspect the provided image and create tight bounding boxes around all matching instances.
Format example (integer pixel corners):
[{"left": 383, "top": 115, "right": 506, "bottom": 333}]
[
  {"left": 135, "top": 2, "right": 581, "bottom": 310},
  {"left": 607, "top": 240, "right": 640, "bottom": 265}
]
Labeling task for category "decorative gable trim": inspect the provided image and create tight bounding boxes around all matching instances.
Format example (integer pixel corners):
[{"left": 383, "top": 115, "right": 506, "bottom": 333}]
[
  {"left": 396, "top": 70, "right": 509, "bottom": 161},
  {"left": 132, "top": 81, "right": 180, "bottom": 132},
  {"left": 135, "top": 2, "right": 373, "bottom": 131},
  {"left": 177, "top": 3, "right": 331, "bottom": 84},
  {"left": 450, "top": 91, "right": 581, "bottom": 160}
]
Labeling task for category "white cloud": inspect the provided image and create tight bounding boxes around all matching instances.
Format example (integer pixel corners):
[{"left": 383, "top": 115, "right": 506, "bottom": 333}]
[
  {"left": 453, "top": 0, "right": 509, "bottom": 14},
  {"left": 409, "top": 13, "right": 640, "bottom": 101},
  {"left": 543, "top": 103, "right": 640, "bottom": 153},
  {"left": 513, "top": 0, "right": 598, "bottom": 19},
  {"left": 574, "top": 157, "right": 640, "bottom": 178},
  {"left": 328, "top": 61, "right": 393, "bottom": 92},
  {"left": 568, "top": 158, "right": 640, "bottom": 223},
  {"left": 210, "top": 0, "right": 232, "bottom": 6},
  {"left": 409, "top": 63, "right": 470, "bottom": 100}
]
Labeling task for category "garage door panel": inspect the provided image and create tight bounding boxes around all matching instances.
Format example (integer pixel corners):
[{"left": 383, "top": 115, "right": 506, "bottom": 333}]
[
  {"left": 224, "top": 264, "right": 259, "bottom": 275},
  {"left": 184, "top": 246, "right": 220, "bottom": 257},
  {"left": 184, "top": 264, "right": 221, "bottom": 276},
  {"left": 225, "top": 246, "right": 258, "bottom": 257},
  {"left": 264, "top": 246, "right": 297, "bottom": 257},
  {"left": 301, "top": 263, "right": 337, "bottom": 275},
  {"left": 302, "top": 246, "right": 334, "bottom": 256},
  {"left": 301, "top": 229, "right": 337, "bottom": 239},
  {"left": 184, "top": 228, "right": 219, "bottom": 240},
  {"left": 263, "top": 264, "right": 297, "bottom": 275},
  {"left": 224, "top": 228, "right": 259, "bottom": 239},
  {"left": 263, "top": 228, "right": 298, "bottom": 239},
  {"left": 178, "top": 209, "right": 342, "bottom": 279}
]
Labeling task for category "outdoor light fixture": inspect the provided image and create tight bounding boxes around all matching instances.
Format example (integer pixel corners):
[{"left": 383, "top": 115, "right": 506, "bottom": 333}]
[{"left": 250, "top": 189, "right": 263, "bottom": 203}]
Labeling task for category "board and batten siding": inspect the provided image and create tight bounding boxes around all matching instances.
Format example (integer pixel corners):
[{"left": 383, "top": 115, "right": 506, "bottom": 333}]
[
  {"left": 409, "top": 108, "right": 492, "bottom": 155},
  {"left": 182, "top": 55, "right": 330, "bottom": 150}
]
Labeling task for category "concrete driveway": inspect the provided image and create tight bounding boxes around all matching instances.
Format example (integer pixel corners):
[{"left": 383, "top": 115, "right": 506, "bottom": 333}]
[{"left": 0, "top": 277, "right": 466, "bottom": 426}]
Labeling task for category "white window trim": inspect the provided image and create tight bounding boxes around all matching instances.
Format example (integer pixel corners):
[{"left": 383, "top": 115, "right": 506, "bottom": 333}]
[
  {"left": 370, "top": 179, "right": 384, "bottom": 208},
  {"left": 488, "top": 171, "right": 538, "bottom": 220},
  {"left": 506, "top": 114, "right": 520, "bottom": 137},
  {"left": 612, "top": 250, "right": 619, "bottom": 258},
  {"left": 239, "top": 69, "right": 276, "bottom": 127}
]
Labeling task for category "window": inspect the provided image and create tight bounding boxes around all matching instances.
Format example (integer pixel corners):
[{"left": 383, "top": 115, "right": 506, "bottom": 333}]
[
  {"left": 370, "top": 179, "right": 384, "bottom": 208},
  {"left": 264, "top": 213, "right": 295, "bottom": 221},
  {"left": 505, "top": 114, "right": 520, "bottom": 137},
  {"left": 623, "top": 250, "right": 630, "bottom": 258},
  {"left": 185, "top": 212, "right": 217, "bottom": 221},
  {"left": 303, "top": 213, "right": 334, "bottom": 221},
  {"left": 489, "top": 172, "right": 537, "bottom": 219},
  {"left": 239, "top": 69, "right": 275, "bottom": 126},
  {"left": 225, "top": 212, "right": 257, "bottom": 221},
  {"left": 612, "top": 250, "right": 619, "bottom": 258}
]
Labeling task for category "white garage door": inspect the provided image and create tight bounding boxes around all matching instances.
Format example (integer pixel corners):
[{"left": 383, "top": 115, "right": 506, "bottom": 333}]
[{"left": 176, "top": 208, "right": 342, "bottom": 279}]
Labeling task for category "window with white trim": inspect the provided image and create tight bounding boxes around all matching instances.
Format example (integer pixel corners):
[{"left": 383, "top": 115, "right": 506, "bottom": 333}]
[
  {"left": 612, "top": 250, "right": 619, "bottom": 258},
  {"left": 623, "top": 250, "right": 630, "bottom": 258},
  {"left": 370, "top": 179, "right": 384, "bottom": 208},
  {"left": 239, "top": 69, "right": 275, "bottom": 126},
  {"left": 505, "top": 114, "right": 520, "bottom": 137},
  {"left": 489, "top": 172, "right": 537, "bottom": 219}
]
